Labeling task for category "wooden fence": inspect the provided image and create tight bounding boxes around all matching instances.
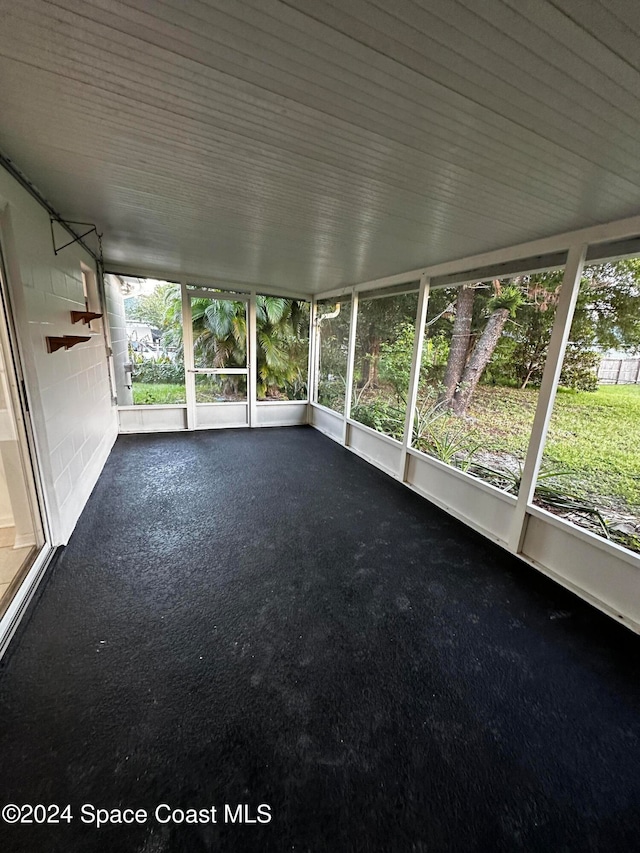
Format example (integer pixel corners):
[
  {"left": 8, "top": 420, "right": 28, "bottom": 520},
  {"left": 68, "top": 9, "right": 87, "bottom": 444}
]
[{"left": 598, "top": 357, "right": 640, "bottom": 385}]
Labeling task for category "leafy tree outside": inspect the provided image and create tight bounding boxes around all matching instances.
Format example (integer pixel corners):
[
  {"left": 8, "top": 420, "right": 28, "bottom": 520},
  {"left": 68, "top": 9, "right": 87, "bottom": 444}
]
[{"left": 314, "top": 261, "right": 639, "bottom": 551}]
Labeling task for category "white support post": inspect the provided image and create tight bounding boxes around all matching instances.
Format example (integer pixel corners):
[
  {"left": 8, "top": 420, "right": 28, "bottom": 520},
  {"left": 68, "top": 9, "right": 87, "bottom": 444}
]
[
  {"left": 399, "top": 274, "right": 430, "bottom": 481},
  {"left": 342, "top": 291, "right": 359, "bottom": 446},
  {"left": 248, "top": 291, "right": 257, "bottom": 428},
  {"left": 508, "top": 243, "right": 588, "bottom": 551},
  {"left": 307, "top": 297, "right": 318, "bottom": 414},
  {"left": 181, "top": 280, "right": 196, "bottom": 430}
]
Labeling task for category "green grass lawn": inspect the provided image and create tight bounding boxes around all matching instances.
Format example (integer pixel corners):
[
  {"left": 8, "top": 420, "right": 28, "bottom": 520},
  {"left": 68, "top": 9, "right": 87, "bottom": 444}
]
[
  {"left": 457, "top": 384, "right": 640, "bottom": 509},
  {"left": 412, "top": 382, "right": 640, "bottom": 550},
  {"left": 131, "top": 382, "right": 243, "bottom": 404},
  {"left": 543, "top": 384, "right": 640, "bottom": 508},
  {"left": 465, "top": 386, "right": 540, "bottom": 456},
  {"left": 132, "top": 383, "right": 186, "bottom": 405}
]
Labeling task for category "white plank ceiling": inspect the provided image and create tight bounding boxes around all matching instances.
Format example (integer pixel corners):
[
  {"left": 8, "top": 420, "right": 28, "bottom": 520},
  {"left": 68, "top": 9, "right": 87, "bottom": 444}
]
[{"left": 0, "top": 0, "right": 639, "bottom": 293}]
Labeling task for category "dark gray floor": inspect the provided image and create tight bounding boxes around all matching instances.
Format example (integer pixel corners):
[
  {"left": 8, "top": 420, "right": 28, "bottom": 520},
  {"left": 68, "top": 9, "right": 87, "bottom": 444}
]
[{"left": 1, "top": 426, "right": 639, "bottom": 852}]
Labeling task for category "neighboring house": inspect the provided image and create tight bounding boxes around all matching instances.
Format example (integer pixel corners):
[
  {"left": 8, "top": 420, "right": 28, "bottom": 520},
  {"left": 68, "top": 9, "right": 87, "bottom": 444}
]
[{"left": 126, "top": 322, "right": 161, "bottom": 358}]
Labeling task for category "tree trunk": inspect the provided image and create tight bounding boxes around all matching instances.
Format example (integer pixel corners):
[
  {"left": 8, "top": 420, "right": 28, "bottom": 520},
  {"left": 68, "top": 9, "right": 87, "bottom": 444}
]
[
  {"left": 440, "top": 285, "right": 475, "bottom": 404},
  {"left": 359, "top": 331, "right": 381, "bottom": 388},
  {"left": 520, "top": 367, "right": 534, "bottom": 390},
  {"left": 369, "top": 338, "right": 380, "bottom": 388},
  {"left": 360, "top": 336, "right": 380, "bottom": 388},
  {"left": 360, "top": 354, "right": 370, "bottom": 386},
  {"left": 452, "top": 307, "right": 510, "bottom": 415}
]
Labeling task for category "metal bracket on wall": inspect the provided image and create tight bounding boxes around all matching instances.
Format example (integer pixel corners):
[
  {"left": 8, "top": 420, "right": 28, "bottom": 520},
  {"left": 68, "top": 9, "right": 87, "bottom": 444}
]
[{"left": 50, "top": 218, "right": 102, "bottom": 257}]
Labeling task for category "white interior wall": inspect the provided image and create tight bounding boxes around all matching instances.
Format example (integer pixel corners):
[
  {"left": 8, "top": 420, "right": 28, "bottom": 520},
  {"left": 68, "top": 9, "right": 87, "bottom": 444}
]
[{"left": 0, "top": 166, "right": 117, "bottom": 546}]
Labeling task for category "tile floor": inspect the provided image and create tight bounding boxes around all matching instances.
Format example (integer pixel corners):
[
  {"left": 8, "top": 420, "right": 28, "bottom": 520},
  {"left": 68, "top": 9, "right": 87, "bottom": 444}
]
[{"left": 0, "top": 527, "right": 34, "bottom": 613}]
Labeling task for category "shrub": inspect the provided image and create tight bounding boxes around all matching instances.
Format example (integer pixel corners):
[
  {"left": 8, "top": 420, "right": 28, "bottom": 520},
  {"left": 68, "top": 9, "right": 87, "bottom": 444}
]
[
  {"left": 318, "top": 378, "right": 346, "bottom": 412},
  {"left": 131, "top": 357, "right": 185, "bottom": 385},
  {"left": 378, "top": 324, "right": 450, "bottom": 399},
  {"left": 559, "top": 345, "right": 599, "bottom": 391},
  {"left": 351, "top": 400, "right": 405, "bottom": 440}
]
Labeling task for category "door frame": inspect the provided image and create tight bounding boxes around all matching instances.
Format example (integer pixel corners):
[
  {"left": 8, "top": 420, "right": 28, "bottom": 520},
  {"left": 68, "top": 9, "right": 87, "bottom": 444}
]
[
  {"left": 182, "top": 284, "right": 254, "bottom": 430},
  {"left": 0, "top": 222, "right": 53, "bottom": 657}
]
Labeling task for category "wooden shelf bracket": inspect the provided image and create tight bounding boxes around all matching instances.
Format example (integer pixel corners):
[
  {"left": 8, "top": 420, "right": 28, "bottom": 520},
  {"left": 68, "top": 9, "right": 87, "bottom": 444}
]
[
  {"left": 46, "top": 335, "right": 91, "bottom": 353},
  {"left": 70, "top": 310, "right": 103, "bottom": 324}
]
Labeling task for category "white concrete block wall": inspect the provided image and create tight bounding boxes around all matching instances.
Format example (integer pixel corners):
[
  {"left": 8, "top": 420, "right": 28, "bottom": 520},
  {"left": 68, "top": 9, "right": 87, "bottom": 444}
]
[{"left": 0, "top": 166, "right": 117, "bottom": 545}]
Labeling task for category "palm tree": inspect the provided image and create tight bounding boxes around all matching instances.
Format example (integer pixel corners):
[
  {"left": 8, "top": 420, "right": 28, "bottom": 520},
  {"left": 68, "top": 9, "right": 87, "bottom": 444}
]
[
  {"left": 163, "top": 290, "right": 309, "bottom": 399},
  {"left": 191, "top": 297, "right": 247, "bottom": 369},
  {"left": 256, "top": 297, "right": 309, "bottom": 398}
]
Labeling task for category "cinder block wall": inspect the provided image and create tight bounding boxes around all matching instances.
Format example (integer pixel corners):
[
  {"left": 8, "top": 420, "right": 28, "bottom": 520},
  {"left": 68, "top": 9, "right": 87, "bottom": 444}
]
[{"left": 0, "top": 166, "right": 117, "bottom": 545}]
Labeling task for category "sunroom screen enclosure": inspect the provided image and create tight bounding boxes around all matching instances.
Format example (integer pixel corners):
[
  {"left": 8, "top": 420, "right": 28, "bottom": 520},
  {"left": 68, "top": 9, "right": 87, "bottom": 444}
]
[
  {"left": 106, "top": 218, "right": 640, "bottom": 634},
  {"left": 110, "top": 276, "right": 312, "bottom": 434},
  {"left": 308, "top": 231, "right": 639, "bottom": 633}
]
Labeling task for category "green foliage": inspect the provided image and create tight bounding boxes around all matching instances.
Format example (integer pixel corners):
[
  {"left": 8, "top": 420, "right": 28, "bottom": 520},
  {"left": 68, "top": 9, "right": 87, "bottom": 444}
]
[
  {"left": 378, "top": 322, "right": 416, "bottom": 401},
  {"left": 164, "top": 292, "right": 310, "bottom": 400},
  {"left": 559, "top": 345, "right": 599, "bottom": 391},
  {"left": 469, "top": 460, "right": 612, "bottom": 538},
  {"left": 131, "top": 356, "right": 184, "bottom": 385},
  {"left": 378, "top": 322, "right": 450, "bottom": 401},
  {"left": 124, "top": 282, "right": 177, "bottom": 331},
  {"left": 317, "top": 377, "right": 346, "bottom": 413},
  {"left": 451, "top": 384, "right": 640, "bottom": 510},
  {"left": 579, "top": 259, "right": 640, "bottom": 353},
  {"left": 534, "top": 481, "right": 611, "bottom": 539},
  {"left": 422, "top": 333, "right": 450, "bottom": 381},
  {"left": 468, "top": 383, "right": 640, "bottom": 511},
  {"left": 498, "top": 261, "right": 638, "bottom": 389},
  {"left": 354, "top": 293, "right": 419, "bottom": 388},
  {"left": 130, "top": 286, "right": 310, "bottom": 400},
  {"left": 470, "top": 274, "right": 558, "bottom": 390},
  {"left": 420, "top": 421, "right": 480, "bottom": 469},
  {"left": 351, "top": 312, "right": 450, "bottom": 437},
  {"left": 426, "top": 261, "right": 639, "bottom": 396},
  {"left": 414, "top": 383, "right": 640, "bottom": 551},
  {"left": 195, "top": 375, "right": 245, "bottom": 402},
  {"left": 191, "top": 297, "right": 247, "bottom": 370},
  {"left": 256, "top": 298, "right": 309, "bottom": 399},
  {"left": 412, "top": 389, "right": 481, "bottom": 469},
  {"left": 351, "top": 400, "right": 405, "bottom": 440},
  {"left": 542, "top": 384, "right": 640, "bottom": 508},
  {"left": 317, "top": 302, "right": 350, "bottom": 412},
  {"left": 483, "top": 334, "right": 520, "bottom": 386},
  {"left": 350, "top": 294, "right": 421, "bottom": 437},
  {"left": 356, "top": 294, "right": 419, "bottom": 354},
  {"left": 487, "top": 283, "right": 523, "bottom": 315}
]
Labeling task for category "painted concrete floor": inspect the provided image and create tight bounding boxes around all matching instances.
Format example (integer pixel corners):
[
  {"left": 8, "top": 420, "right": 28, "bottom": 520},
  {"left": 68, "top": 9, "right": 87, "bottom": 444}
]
[{"left": 0, "top": 427, "right": 639, "bottom": 853}]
